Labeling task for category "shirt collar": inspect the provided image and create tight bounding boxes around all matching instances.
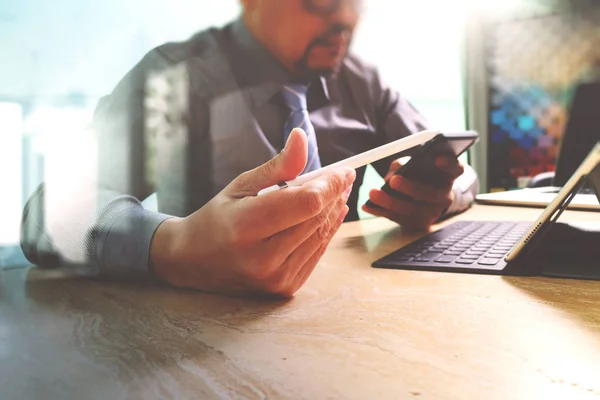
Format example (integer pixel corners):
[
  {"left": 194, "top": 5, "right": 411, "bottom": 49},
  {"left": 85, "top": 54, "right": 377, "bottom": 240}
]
[{"left": 229, "top": 17, "right": 331, "bottom": 107}]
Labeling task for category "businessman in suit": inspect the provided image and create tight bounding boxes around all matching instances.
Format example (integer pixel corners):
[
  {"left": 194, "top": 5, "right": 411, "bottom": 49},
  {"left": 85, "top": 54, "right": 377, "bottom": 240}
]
[{"left": 21, "top": 0, "right": 478, "bottom": 297}]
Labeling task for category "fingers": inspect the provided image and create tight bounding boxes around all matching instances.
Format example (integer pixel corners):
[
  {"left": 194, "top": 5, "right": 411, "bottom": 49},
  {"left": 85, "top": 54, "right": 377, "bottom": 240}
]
[
  {"left": 364, "top": 188, "right": 447, "bottom": 229},
  {"left": 384, "top": 156, "right": 410, "bottom": 181},
  {"left": 361, "top": 202, "right": 405, "bottom": 223},
  {"left": 384, "top": 159, "right": 402, "bottom": 181},
  {"left": 288, "top": 205, "right": 349, "bottom": 295},
  {"left": 264, "top": 204, "right": 349, "bottom": 297},
  {"left": 236, "top": 168, "right": 356, "bottom": 239},
  {"left": 388, "top": 175, "right": 453, "bottom": 207},
  {"left": 435, "top": 155, "right": 464, "bottom": 180},
  {"left": 368, "top": 187, "right": 444, "bottom": 218},
  {"left": 266, "top": 185, "right": 352, "bottom": 258}
]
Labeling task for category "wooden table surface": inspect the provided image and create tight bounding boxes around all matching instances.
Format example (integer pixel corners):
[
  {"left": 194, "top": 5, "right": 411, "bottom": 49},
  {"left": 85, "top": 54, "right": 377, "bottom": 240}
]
[{"left": 2, "top": 204, "right": 600, "bottom": 400}]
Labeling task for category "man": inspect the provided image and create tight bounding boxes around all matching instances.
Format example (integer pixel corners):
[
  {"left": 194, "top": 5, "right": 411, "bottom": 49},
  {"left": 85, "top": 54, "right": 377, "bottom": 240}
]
[{"left": 20, "top": 0, "right": 477, "bottom": 297}]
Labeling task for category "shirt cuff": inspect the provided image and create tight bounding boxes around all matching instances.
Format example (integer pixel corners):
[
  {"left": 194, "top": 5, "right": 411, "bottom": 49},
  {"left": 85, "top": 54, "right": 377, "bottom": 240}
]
[
  {"left": 444, "top": 186, "right": 475, "bottom": 216},
  {"left": 442, "top": 164, "right": 479, "bottom": 217},
  {"left": 84, "top": 198, "right": 173, "bottom": 279}
]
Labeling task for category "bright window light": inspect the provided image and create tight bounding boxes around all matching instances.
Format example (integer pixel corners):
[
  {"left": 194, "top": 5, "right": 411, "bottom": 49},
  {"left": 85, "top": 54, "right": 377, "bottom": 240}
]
[
  {"left": 0, "top": 102, "right": 23, "bottom": 245},
  {"left": 25, "top": 106, "right": 97, "bottom": 263}
]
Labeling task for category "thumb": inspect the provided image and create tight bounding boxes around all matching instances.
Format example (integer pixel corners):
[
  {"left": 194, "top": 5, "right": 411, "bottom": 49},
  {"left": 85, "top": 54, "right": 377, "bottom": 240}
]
[
  {"left": 227, "top": 127, "right": 309, "bottom": 196},
  {"left": 384, "top": 157, "right": 409, "bottom": 181}
]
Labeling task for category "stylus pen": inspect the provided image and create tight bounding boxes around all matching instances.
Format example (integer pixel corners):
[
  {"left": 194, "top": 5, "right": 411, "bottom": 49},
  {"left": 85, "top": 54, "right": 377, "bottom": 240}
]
[{"left": 257, "top": 129, "right": 439, "bottom": 196}]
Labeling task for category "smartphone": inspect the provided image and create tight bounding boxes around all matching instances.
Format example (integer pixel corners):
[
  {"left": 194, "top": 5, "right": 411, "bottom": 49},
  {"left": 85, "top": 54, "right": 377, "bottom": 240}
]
[{"left": 365, "top": 131, "right": 479, "bottom": 209}]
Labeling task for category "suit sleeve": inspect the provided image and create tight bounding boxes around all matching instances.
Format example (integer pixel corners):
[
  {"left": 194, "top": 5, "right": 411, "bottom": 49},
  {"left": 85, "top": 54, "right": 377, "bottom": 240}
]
[{"left": 19, "top": 49, "right": 181, "bottom": 279}]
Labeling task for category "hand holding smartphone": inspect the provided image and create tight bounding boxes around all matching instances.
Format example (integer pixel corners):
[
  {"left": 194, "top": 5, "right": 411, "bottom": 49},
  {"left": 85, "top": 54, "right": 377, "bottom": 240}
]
[{"left": 365, "top": 131, "right": 479, "bottom": 209}]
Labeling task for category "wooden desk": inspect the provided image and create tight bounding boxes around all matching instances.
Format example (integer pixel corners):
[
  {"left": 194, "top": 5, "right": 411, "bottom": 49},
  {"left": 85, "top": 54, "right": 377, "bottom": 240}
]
[{"left": 2, "top": 205, "right": 600, "bottom": 400}]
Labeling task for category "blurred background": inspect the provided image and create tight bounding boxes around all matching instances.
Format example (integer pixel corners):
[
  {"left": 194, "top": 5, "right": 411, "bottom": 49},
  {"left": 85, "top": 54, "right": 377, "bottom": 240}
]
[{"left": 2, "top": 0, "right": 599, "bottom": 266}]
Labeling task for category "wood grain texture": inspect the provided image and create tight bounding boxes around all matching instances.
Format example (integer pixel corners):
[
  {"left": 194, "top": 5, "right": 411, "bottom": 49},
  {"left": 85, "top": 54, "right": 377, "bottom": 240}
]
[{"left": 2, "top": 205, "right": 600, "bottom": 400}]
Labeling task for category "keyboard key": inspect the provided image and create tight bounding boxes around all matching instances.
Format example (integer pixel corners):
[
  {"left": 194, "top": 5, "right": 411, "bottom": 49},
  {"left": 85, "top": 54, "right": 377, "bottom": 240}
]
[
  {"left": 456, "top": 258, "right": 476, "bottom": 264},
  {"left": 483, "top": 253, "right": 504, "bottom": 259},
  {"left": 427, "top": 248, "right": 445, "bottom": 253},
  {"left": 440, "top": 241, "right": 457, "bottom": 246},
  {"left": 392, "top": 255, "right": 414, "bottom": 261},
  {"left": 478, "top": 258, "right": 500, "bottom": 266},
  {"left": 434, "top": 255, "right": 456, "bottom": 263},
  {"left": 488, "top": 249, "right": 508, "bottom": 255},
  {"left": 453, "top": 245, "right": 471, "bottom": 250},
  {"left": 414, "top": 251, "right": 444, "bottom": 262},
  {"left": 473, "top": 246, "right": 491, "bottom": 251},
  {"left": 443, "top": 250, "right": 463, "bottom": 256},
  {"left": 466, "top": 250, "right": 485, "bottom": 256}
]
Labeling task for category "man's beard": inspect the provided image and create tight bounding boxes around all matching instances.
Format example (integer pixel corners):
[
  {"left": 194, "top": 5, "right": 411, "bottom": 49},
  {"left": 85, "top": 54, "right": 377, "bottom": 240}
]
[{"left": 293, "top": 24, "right": 352, "bottom": 78}]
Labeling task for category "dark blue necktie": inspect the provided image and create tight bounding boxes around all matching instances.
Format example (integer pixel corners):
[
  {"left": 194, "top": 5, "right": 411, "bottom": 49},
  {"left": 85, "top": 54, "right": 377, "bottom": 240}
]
[{"left": 281, "top": 82, "right": 322, "bottom": 174}]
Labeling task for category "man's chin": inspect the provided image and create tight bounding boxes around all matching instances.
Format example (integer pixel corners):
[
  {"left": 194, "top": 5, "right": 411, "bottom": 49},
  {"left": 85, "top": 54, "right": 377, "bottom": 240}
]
[
  {"left": 303, "top": 59, "right": 345, "bottom": 76},
  {"left": 294, "top": 50, "right": 348, "bottom": 77}
]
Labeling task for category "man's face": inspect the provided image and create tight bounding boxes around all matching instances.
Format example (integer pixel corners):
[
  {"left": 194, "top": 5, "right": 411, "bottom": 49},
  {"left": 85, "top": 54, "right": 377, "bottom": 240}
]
[{"left": 244, "top": 0, "right": 362, "bottom": 76}]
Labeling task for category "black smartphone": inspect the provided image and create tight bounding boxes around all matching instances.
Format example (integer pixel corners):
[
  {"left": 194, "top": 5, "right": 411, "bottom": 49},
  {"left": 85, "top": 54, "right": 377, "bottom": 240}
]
[{"left": 365, "top": 131, "right": 479, "bottom": 209}]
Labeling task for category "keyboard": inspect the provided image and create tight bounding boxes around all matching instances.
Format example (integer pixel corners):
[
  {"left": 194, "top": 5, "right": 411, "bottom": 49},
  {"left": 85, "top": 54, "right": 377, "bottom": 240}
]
[{"left": 372, "top": 221, "right": 532, "bottom": 274}]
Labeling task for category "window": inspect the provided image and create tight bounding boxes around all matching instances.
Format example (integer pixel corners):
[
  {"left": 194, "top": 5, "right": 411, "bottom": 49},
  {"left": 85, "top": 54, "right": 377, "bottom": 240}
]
[{"left": 0, "top": 102, "right": 23, "bottom": 245}]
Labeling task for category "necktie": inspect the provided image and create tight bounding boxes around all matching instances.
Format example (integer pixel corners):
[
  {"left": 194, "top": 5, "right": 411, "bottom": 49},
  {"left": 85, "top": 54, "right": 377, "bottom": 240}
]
[{"left": 280, "top": 82, "right": 322, "bottom": 174}]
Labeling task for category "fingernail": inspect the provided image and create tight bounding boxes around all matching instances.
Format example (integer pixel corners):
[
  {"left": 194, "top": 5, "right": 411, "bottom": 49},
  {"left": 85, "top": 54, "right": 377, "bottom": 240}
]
[{"left": 344, "top": 168, "right": 356, "bottom": 184}]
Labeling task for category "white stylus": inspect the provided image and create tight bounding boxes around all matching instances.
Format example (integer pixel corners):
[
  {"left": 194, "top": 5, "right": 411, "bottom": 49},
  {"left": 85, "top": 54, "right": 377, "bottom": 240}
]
[{"left": 257, "top": 129, "right": 440, "bottom": 196}]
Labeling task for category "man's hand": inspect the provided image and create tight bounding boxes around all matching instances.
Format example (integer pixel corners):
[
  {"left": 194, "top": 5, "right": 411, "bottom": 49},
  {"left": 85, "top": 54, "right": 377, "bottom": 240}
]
[
  {"left": 362, "top": 155, "right": 464, "bottom": 230},
  {"left": 150, "top": 128, "right": 355, "bottom": 297}
]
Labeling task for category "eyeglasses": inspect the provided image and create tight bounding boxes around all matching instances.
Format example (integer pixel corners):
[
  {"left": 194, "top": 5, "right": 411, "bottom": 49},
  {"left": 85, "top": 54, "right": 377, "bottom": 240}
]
[{"left": 303, "top": 0, "right": 362, "bottom": 16}]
